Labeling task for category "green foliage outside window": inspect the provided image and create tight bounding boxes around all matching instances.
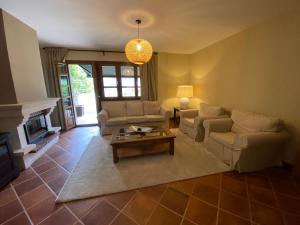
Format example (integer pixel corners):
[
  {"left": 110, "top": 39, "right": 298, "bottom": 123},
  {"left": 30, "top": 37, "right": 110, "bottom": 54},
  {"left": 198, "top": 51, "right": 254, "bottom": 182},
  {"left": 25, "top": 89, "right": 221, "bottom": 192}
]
[{"left": 69, "top": 64, "right": 93, "bottom": 95}]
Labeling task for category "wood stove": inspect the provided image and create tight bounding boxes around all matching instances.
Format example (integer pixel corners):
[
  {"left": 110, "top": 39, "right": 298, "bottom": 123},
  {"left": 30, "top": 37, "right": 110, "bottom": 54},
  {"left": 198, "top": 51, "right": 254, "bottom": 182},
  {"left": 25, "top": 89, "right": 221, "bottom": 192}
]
[{"left": 0, "top": 132, "right": 19, "bottom": 188}]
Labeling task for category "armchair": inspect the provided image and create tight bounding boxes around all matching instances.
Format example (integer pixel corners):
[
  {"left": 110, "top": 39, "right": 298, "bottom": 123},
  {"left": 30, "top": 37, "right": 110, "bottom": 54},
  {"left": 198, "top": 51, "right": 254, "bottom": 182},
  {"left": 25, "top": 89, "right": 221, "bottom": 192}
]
[
  {"left": 203, "top": 110, "right": 289, "bottom": 172},
  {"left": 179, "top": 103, "right": 228, "bottom": 142}
]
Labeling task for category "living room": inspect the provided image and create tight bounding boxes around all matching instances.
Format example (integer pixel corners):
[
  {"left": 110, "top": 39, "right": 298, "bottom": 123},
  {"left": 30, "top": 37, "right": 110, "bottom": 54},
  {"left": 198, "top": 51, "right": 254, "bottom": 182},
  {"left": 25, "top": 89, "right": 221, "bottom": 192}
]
[{"left": 0, "top": 1, "right": 300, "bottom": 225}]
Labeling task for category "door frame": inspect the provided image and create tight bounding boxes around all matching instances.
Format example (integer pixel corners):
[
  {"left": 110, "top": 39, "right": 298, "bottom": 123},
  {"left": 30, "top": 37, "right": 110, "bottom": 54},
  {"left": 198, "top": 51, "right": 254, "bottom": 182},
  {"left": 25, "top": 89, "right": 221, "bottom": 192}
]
[{"left": 66, "top": 60, "right": 99, "bottom": 126}]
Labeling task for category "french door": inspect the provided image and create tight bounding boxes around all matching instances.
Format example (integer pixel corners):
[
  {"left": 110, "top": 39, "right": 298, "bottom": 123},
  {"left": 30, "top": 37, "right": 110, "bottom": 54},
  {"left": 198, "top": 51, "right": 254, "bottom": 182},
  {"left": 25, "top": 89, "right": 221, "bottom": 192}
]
[{"left": 67, "top": 62, "right": 98, "bottom": 126}]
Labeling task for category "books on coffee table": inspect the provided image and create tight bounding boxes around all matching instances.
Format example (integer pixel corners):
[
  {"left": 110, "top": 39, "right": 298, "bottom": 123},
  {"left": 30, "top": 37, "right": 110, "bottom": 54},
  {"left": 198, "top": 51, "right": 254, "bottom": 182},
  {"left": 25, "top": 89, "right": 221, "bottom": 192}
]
[{"left": 128, "top": 125, "right": 153, "bottom": 133}]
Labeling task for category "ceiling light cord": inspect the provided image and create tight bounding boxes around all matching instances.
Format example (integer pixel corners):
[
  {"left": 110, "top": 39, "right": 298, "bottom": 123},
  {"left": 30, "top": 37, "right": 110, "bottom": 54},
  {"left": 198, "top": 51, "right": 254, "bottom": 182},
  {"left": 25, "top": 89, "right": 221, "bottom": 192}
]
[{"left": 136, "top": 19, "right": 141, "bottom": 40}]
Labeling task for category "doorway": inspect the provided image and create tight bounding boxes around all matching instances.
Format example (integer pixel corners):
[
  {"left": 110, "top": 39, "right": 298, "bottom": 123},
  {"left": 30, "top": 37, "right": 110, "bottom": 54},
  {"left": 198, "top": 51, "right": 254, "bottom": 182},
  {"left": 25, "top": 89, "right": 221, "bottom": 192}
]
[{"left": 68, "top": 63, "right": 98, "bottom": 126}]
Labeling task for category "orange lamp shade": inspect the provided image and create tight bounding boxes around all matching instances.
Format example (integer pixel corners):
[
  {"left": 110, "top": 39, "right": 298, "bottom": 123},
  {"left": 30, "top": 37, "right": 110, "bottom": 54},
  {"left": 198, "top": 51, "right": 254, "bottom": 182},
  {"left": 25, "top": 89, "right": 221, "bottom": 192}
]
[{"left": 125, "top": 38, "right": 153, "bottom": 65}]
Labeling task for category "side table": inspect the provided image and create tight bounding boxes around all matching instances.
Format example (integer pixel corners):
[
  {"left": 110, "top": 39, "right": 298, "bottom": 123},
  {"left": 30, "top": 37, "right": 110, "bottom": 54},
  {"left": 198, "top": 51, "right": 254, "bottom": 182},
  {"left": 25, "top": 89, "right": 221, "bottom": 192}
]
[
  {"left": 173, "top": 107, "right": 180, "bottom": 124},
  {"left": 173, "top": 107, "right": 197, "bottom": 124}
]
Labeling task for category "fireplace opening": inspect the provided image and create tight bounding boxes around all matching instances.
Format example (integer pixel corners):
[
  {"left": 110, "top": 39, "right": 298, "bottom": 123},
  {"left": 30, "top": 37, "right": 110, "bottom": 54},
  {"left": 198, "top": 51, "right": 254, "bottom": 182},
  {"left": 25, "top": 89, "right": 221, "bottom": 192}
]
[{"left": 24, "top": 113, "right": 48, "bottom": 144}]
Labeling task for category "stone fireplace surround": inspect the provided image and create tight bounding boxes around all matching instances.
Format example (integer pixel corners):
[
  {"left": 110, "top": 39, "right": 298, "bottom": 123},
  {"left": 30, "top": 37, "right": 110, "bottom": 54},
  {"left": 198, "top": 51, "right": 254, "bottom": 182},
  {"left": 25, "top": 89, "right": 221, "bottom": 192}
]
[
  {"left": 0, "top": 98, "right": 61, "bottom": 170},
  {"left": 0, "top": 10, "right": 63, "bottom": 170}
]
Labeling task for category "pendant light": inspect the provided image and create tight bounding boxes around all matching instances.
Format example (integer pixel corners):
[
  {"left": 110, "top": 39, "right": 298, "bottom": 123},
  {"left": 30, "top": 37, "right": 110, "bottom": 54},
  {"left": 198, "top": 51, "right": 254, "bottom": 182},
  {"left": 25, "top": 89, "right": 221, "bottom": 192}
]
[{"left": 125, "top": 19, "right": 153, "bottom": 65}]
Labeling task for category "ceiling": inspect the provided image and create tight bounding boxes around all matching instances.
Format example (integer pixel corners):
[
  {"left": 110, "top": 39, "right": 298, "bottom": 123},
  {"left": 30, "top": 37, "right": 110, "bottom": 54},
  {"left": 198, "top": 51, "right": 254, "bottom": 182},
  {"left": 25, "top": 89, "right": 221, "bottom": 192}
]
[{"left": 0, "top": 0, "right": 299, "bottom": 54}]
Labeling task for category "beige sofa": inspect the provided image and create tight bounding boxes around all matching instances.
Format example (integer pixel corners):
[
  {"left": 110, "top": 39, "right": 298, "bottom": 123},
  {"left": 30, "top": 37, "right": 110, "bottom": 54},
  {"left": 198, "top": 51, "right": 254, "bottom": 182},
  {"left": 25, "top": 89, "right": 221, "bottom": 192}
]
[
  {"left": 179, "top": 103, "right": 228, "bottom": 142},
  {"left": 203, "top": 109, "right": 289, "bottom": 172},
  {"left": 98, "top": 101, "right": 171, "bottom": 135}
]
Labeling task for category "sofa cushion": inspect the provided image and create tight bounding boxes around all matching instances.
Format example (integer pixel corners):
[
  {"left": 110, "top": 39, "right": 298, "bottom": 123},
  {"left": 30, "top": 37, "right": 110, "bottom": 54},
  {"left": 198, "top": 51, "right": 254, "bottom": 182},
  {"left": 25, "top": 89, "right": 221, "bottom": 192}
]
[
  {"left": 231, "top": 110, "right": 281, "bottom": 133},
  {"left": 106, "top": 117, "right": 128, "bottom": 126},
  {"left": 127, "top": 116, "right": 146, "bottom": 123},
  {"left": 210, "top": 132, "right": 237, "bottom": 149},
  {"left": 231, "top": 123, "right": 256, "bottom": 134},
  {"left": 127, "top": 101, "right": 144, "bottom": 116},
  {"left": 145, "top": 115, "right": 165, "bottom": 122},
  {"left": 199, "top": 103, "right": 223, "bottom": 117},
  {"left": 181, "top": 118, "right": 195, "bottom": 128},
  {"left": 102, "top": 101, "right": 126, "bottom": 117},
  {"left": 143, "top": 101, "right": 160, "bottom": 115}
]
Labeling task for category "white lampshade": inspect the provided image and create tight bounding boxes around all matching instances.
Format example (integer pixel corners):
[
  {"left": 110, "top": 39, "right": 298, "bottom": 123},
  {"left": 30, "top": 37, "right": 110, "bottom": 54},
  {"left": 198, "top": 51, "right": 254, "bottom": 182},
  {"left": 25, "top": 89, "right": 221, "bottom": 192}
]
[
  {"left": 177, "top": 85, "right": 193, "bottom": 98},
  {"left": 177, "top": 85, "right": 193, "bottom": 109}
]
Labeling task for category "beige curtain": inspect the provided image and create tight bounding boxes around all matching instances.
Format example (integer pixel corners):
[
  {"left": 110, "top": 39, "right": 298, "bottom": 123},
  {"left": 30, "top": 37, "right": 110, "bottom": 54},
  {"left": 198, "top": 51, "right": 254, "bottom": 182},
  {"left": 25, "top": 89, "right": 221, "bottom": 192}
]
[
  {"left": 41, "top": 47, "right": 68, "bottom": 130},
  {"left": 140, "top": 53, "right": 158, "bottom": 101}
]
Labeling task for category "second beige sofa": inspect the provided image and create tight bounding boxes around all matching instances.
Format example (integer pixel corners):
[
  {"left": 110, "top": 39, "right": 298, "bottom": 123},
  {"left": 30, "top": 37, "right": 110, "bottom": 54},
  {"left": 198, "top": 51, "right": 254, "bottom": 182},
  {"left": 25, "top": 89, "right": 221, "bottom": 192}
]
[{"left": 203, "top": 109, "right": 289, "bottom": 172}]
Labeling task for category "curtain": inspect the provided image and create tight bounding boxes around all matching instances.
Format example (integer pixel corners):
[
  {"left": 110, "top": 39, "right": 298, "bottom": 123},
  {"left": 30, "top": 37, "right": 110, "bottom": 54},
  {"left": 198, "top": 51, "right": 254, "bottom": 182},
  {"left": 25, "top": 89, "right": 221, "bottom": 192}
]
[
  {"left": 140, "top": 53, "right": 158, "bottom": 101},
  {"left": 41, "top": 47, "right": 68, "bottom": 130}
]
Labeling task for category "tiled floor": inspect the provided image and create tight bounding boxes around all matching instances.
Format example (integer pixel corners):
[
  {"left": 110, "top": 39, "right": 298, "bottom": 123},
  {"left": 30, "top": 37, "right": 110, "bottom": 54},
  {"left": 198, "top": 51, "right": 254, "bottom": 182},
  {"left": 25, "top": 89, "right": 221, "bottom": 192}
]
[{"left": 1, "top": 125, "right": 300, "bottom": 225}]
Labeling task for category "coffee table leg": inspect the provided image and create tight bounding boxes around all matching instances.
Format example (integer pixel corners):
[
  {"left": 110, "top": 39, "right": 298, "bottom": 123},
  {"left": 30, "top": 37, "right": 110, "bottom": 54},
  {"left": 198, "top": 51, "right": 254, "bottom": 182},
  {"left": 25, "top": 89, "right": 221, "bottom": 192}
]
[
  {"left": 113, "top": 146, "right": 119, "bottom": 163},
  {"left": 169, "top": 139, "right": 174, "bottom": 155}
]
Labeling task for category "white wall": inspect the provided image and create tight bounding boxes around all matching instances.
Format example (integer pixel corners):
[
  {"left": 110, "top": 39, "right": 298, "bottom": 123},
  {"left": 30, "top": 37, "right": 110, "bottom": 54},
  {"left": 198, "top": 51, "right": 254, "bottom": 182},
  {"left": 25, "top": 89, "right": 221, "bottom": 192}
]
[
  {"left": 157, "top": 53, "right": 191, "bottom": 108},
  {"left": 2, "top": 9, "right": 47, "bottom": 103},
  {"left": 190, "top": 12, "right": 300, "bottom": 164}
]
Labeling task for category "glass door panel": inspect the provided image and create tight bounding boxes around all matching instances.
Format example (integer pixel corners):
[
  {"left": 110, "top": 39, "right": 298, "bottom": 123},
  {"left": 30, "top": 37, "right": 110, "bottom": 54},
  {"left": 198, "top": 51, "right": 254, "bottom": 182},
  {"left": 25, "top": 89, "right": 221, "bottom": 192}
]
[
  {"left": 104, "top": 88, "right": 118, "bottom": 97},
  {"left": 97, "top": 62, "right": 141, "bottom": 100},
  {"left": 101, "top": 65, "right": 118, "bottom": 98},
  {"left": 122, "top": 88, "right": 136, "bottom": 97},
  {"left": 121, "top": 65, "right": 136, "bottom": 97},
  {"left": 58, "top": 63, "right": 75, "bottom": 130},
  {"left": 121, "top": 66, "right": 134, "bottom": 76},
  {"left": 137, "top": 67, "right": 141, "bottom": 97},
  {"left": 102, "top": 66, "right": 116, "bottom": 75},
  {"left": 69, "top": 63, "right": 98, "bottom": 126}
]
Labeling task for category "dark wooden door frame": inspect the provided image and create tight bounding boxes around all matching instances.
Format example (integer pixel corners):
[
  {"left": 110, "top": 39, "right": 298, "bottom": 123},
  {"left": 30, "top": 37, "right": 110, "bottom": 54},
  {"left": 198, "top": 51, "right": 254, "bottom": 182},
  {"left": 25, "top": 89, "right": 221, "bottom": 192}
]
[{"left": 66, "top": 60, "right": 99, "bottom": 126}]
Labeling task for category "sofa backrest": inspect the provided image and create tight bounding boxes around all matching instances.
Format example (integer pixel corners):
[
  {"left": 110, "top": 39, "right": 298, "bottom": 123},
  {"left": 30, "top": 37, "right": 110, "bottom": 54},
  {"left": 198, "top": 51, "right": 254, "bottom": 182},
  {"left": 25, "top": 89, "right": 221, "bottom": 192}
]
[
  {"left": 143, "top": 101, "right": 161, "bottom": 115},
  {"left": 231, "top": 109, "right": 282, "bottom": 133},
  {"left": 101, "top": 101, "right": 161, "bottom": 117},
  {"left": 127, "top": 101, "right": 144, "bottom": 116},
  {"left": 199, "top": 103, "right": 223, "bottom": 117},
  {"left": 101, "top": 101, "right": 126, "bottom": 117}
]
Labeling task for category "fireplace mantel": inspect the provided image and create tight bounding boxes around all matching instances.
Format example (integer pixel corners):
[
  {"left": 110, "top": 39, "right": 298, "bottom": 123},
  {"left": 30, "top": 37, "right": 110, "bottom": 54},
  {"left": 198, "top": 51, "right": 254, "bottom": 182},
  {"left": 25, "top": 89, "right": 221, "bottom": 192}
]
[
  {"left": 0, "top": 98, "right": 61, "bottom": 169},
  {"left": 0, "top": 98, "right": 59, "bottom": 118}
]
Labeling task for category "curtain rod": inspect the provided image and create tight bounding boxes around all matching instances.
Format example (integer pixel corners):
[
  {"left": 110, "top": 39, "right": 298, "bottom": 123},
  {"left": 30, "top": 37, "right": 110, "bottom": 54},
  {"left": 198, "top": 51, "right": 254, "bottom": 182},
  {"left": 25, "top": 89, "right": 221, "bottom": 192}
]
[
  {"left": 42, "top": 47, "right": 158, "bottom": 54},
  {"left": 67, "top": 48, "right": 125, "bottom": 53},
  {"left": 42, "top": 47, "right": 124, "bottom": 53},
  {"left": 67, "top": 48, "right": 158, "bottom": 54}
]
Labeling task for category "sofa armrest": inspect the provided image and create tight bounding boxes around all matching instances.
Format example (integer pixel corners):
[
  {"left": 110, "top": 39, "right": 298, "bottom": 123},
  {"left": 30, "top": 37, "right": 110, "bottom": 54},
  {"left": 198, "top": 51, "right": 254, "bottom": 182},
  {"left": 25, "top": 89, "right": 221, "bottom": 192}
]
[
  {"left": 180, "top": 109, "right": 199, "bottom": 118},
  {"left": 195, "top": 114, "right": 229, "bottom": 127},
  {"left": 203, "top": 118, "right": 233, "bottom": 135},
  {"left": 235, "top": 131, "right": 289, "bottom": 149},
  {"left": 160, "top": 106, "right": 172, "bottom": 119},
  {"left": 97, "top": 109, "right": 109, "bottom": 125}
]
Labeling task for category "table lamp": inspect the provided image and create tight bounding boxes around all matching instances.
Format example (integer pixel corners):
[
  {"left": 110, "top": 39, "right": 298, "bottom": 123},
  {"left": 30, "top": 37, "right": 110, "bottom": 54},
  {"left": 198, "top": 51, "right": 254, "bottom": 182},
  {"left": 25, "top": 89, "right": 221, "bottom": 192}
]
[{"left": 177, "top": 85, "right": 193, "bottom": 109}]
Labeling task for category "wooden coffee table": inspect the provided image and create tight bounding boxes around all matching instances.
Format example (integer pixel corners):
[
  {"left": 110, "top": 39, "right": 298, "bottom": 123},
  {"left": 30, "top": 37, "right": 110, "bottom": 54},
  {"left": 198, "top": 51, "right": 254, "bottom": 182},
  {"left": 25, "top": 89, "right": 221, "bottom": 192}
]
[{"left": 111, "top": 128, "right": 176, "bottom": 163}]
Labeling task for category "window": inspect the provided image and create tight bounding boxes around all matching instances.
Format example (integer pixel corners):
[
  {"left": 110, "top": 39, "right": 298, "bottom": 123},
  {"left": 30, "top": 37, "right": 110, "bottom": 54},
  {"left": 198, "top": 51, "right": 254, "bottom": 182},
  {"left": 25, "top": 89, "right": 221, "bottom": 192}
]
[
  {"left": 97, "top": 62, "right": 141, "bottom": 100},
  {"left": 102, "top": 66, "right": 118, "bottom": 98}
]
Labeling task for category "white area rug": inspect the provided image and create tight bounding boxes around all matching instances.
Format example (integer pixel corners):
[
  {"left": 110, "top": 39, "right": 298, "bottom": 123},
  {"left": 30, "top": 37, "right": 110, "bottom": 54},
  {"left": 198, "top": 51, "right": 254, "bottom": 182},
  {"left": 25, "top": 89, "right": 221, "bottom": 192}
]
[{"left": 56, "top": 129, "right": 230, "bottom": 202}]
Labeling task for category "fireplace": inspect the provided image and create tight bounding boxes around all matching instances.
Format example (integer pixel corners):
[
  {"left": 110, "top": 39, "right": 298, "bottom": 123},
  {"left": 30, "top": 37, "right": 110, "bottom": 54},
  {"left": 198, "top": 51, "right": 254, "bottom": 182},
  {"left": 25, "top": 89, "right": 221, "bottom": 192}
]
[
  {"left": 0, "top": 99, "right": 61, "bottom": 170},
  {"left": 23, "top": 112, "right": 48, "bottom": 144}
]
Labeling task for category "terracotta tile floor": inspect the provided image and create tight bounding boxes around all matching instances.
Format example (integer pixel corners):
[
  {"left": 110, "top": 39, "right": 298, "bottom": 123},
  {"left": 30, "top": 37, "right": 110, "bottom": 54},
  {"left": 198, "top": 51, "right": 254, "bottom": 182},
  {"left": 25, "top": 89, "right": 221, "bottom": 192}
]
[{"left": 1, "top": 126, "right": 300, "bottom": 225}]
